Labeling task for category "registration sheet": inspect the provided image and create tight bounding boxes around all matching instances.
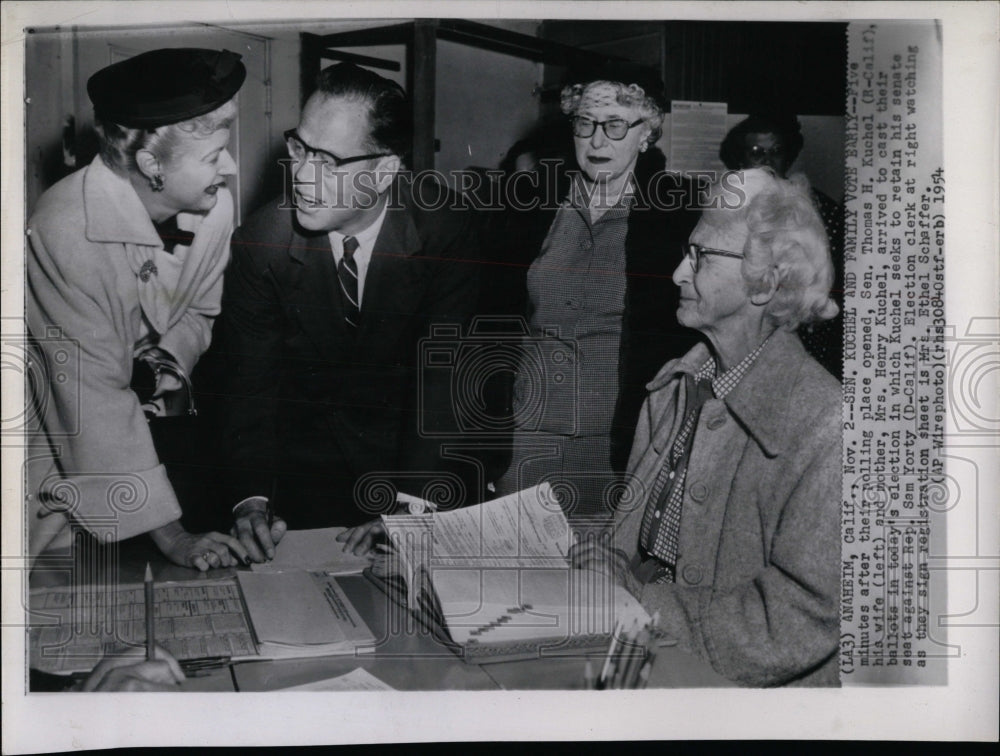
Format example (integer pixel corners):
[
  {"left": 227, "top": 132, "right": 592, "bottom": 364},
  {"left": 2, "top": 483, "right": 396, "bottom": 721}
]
[
  {"left": 430, "top": 483, "right": 572, "bottom": 567},
  {"left": 29, "top": 578, "right": 257, "bottom": 674}
]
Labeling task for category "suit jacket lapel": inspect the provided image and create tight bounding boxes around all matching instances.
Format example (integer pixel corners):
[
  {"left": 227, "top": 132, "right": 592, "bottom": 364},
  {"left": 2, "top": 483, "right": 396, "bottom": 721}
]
[
  {"left": 357, "top": 201, "right": 423, "bottom": 344},
  {"left": 286, "top": 229, "right": 354, "bottom": 358}
]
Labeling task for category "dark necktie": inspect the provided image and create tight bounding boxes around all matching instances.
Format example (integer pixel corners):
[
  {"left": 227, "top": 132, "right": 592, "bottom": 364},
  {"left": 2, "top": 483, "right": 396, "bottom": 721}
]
[
  {"left": 338, "top": 236, "right": 360, "bottom": 329},
  {"left": 153, "top": 216, "right": 195, "bottom": 253}
]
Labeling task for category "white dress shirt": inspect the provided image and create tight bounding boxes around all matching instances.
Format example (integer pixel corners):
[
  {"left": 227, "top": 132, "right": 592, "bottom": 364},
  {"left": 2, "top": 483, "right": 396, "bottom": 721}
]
[{"left": 327, "top": 201, "right": 389, "bottom": 308}]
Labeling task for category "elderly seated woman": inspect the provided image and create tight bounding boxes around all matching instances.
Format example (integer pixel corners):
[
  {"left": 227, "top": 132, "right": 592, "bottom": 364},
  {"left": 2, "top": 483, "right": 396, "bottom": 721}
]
[{"left": 572, "top": 168, "right": 841, "bottom": 687}]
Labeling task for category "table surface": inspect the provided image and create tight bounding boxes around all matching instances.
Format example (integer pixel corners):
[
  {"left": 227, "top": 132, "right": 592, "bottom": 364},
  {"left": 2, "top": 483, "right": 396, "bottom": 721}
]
[{"left": 29, "top": 535, "right": 733, "bottom": 691}]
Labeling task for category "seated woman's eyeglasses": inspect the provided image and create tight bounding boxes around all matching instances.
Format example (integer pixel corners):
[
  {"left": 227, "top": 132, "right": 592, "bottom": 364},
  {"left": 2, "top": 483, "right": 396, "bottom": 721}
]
[
  {"left": 684, "top": 243, "right": 745, "bottom": 272},
  {"left": 284, "top": 129, "right": 390, "bottom": 173},
  {"left": 570, "top": 116, "right": 645, "bottom": 141}
]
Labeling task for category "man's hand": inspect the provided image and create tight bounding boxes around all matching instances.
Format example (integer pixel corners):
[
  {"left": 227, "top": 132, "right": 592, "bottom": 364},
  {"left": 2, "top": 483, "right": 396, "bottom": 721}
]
[
  {"left": 230, "top": 497, "right": 287, "bottom": 563},
  {"left": 150, "top": 520, "right": 249, "bottom": 571},
  {"left": 80, "top": 645, "right": 184, "bottom": 692},
  {"left": 336, "top": 519, "right": 386, "bottom": 556}
]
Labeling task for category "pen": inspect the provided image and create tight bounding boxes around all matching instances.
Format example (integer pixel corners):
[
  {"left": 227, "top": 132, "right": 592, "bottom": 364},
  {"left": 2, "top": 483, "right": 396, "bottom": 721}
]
[
  {"left": 610, "top": 618, "right": 638, "bottom": 689},
  {"left": 634, "top": 614, "right": 660, "bottom": 689},
  {"left": 637, "top": 661, "right": 652, "bottom": 688},
  {"left": 144, "top": 562, "right": 155, "bottom": 661},
  {"left": 637, "top": 649, "right": 657, "bottom": 689},
  {"left": 185, "top": 668, "right": 227, "bottom": 679},
  {"left": 597, "top": 619, "right": 623, "bottom": 690},
  {"left": 180, "top": 656, "right": 233, "bottom": 674},
  {"left": 267, "top": 478, "right": 278, "bottom": 528},
  {"left": 613, "top": 620, "right": 637, "bottom": 687},
  {"left": 622, "top": 624, "right": 650, "bottom": 689}
]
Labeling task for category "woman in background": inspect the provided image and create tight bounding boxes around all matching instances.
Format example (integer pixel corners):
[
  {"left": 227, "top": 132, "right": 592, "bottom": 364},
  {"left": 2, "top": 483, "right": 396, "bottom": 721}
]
[
  {"left": 492, "top": 62, "right": 697, "bottom": 519},
  {"left": 27, "top": 48, "right": 249, "bottom": 569}
]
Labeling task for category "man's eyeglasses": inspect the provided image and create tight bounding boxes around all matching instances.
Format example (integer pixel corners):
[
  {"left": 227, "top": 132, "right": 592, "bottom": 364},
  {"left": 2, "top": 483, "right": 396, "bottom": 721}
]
[
  {"left": 284, "top": 129, "right": 391, "bottom": 173},
  {"left": 570, "top": 116, "right": 645, "bottom": 141},
  {"left": 683, "top": 243, "right": 745, "bottom": 272}
]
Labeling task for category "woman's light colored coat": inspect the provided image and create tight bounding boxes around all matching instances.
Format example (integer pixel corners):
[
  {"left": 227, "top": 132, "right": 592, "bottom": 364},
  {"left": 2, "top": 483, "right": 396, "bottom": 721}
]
[{"left": 26, "top": 158, "right": 232, "bottom": 558}]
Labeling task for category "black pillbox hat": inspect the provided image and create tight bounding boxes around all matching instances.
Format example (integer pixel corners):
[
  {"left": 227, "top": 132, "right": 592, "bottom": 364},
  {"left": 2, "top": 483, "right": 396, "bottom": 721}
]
[{"left": 87, "top": 47, "right": 246, "bottom": 128}]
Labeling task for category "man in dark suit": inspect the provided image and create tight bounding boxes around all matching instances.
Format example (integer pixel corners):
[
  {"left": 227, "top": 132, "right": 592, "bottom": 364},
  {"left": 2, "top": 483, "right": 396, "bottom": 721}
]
[{"left": 216, "top": 63, "right": 479, "bottom": 561}]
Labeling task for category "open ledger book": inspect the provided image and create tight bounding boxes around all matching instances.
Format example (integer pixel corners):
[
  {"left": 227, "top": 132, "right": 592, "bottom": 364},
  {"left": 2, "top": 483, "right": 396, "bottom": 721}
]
[
  {"left": 374, "top": 483, "right": 650, "bottom": 663},
  {"left": 30, "top": 567, "right": 375, "bottom": 674}
]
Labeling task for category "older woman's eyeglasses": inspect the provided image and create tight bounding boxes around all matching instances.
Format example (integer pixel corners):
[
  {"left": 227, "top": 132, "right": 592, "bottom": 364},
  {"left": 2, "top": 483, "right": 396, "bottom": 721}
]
[
  {"left": 570, "top": 116, "right": 645, "bottom": 141},
  {"left": 284, "top": 129, "right": 391, "bottom": 173},
  {"left": 683, "top": 243, "right": 745, "bottom": 272}
]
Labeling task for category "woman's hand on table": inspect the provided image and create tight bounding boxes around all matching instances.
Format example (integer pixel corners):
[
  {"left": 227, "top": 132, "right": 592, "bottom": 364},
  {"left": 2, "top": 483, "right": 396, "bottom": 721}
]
[
  {"left": 230, "top": 497, "right": 287, "bottom": 563},
  {"left": 151, "top": 520, "right": 249, "bottom": 570},
  {"left": 79, "top": 645, "right": 184, "bottom": 692},
  {"left": 336, "top": 519, "right": 386, "bottom": 556}
]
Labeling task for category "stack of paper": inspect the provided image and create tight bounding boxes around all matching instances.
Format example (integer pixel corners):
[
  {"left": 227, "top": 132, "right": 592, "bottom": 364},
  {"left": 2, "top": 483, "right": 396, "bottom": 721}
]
[
  {"left": 236, "top": 570, "right": 375, "bottom": 659},
  {"left": 378, "top": 483, "right": 649, "bottom": 662},
  {"left": 251, "top": 527, "right": 372, "bottom": 574}
]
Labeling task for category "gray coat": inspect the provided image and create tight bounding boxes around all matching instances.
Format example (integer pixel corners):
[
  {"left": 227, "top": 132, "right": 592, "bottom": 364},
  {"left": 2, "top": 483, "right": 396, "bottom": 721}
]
[{"left": 613, "top": 329, "right": 841, "bottom": 686}]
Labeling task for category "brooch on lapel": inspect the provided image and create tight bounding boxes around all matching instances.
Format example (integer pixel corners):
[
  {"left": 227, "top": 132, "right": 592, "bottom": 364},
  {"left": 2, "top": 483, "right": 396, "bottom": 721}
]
[{"left": 139, "top": 260, "right": 158, "bottom": 282}]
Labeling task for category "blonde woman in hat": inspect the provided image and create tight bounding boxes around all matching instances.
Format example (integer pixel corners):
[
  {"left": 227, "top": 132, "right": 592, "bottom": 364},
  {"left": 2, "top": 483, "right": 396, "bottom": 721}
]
[{"left": 26, "top": 48, "right": 250, "bottom": 570}]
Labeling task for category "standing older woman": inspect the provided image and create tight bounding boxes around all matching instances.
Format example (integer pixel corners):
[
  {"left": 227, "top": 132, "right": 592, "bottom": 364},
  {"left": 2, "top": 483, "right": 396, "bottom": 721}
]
[
  {"left": 493, "top": 62, "right": 697, "bottom": 519},
  {"left": 573, "top": 168, "right": 842, "bottom": 686},
  {"left": 26, "top": 48, "right": 249, "bottom": 570}
]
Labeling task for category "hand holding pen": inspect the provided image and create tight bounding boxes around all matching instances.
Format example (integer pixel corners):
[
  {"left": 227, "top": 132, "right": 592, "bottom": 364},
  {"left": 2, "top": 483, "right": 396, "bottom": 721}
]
[
  {"left": 230, "top": 479, "right": 287, "bottom": 563},
  {"left": 80, "top": 565, "right": 187, "bottom": 693},
  {"left": 79, "top": 644, "right": 185, "bottom": 692}
]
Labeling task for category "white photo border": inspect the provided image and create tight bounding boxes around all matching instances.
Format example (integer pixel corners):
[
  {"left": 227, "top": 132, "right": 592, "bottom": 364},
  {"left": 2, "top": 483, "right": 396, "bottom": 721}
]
[{"left": 2, "top": 1, "right": 997, "bottom": 749}]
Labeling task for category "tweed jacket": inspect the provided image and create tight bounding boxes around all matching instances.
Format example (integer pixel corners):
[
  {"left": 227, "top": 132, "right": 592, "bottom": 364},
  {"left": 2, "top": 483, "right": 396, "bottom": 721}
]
[
  {"left": 614, "top": 329, "right": 842, "bottom": 686},
  {"left": 26, "top": 158, "right": 233, "bottom": 559}
]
